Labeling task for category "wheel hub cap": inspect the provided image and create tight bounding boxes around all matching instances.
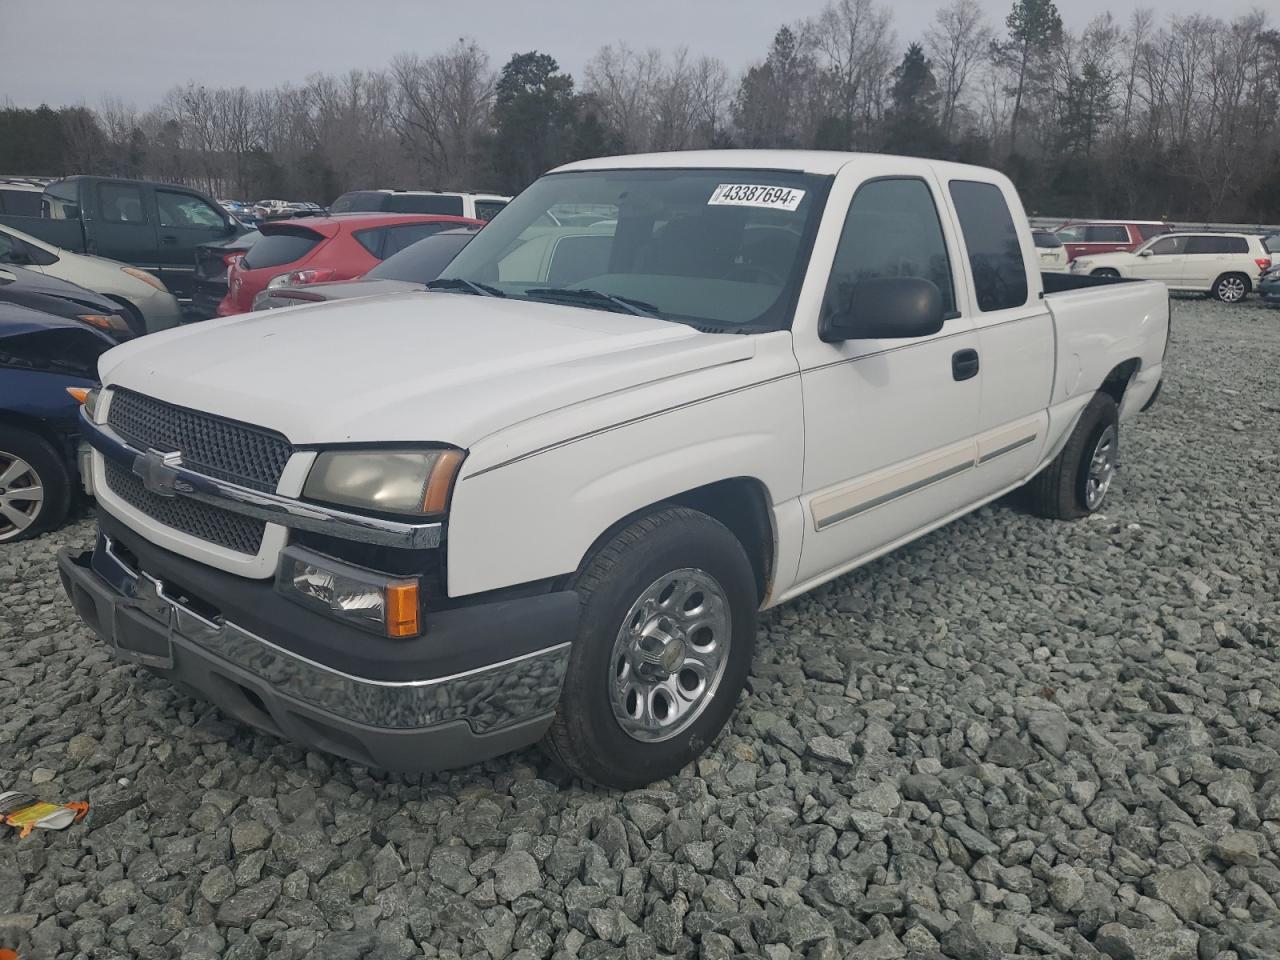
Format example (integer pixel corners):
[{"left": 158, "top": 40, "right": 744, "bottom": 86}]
[
  {"left": 0, "top": 453, "right": 43, "bottom": 541},
  {"left": 609, "top": 568, "right": 731, "bottom": 743},
  {"left": 1085, "top": 426, "right": 1117, "bottom": 509}
]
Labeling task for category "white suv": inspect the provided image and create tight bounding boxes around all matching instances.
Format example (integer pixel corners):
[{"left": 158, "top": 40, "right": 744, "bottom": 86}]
[
  {"left": 1072, "top": 232, "right": 1272, "bottom": 302},
  {"left": 330, "top": 189, "right": 510, "bottom": 221}
]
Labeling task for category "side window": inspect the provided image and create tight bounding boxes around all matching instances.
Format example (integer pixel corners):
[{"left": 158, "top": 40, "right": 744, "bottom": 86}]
[
  {"left": 1055, "top": 226, "right": 1083, "bottom": 243},
  {"left": 157, "top": 190, "right": 224, "bottom": 228},
  {"left": 42, "top": 181, "right": 80, "bottom": 220},
  {"left": 1150, "top": 236, "right": 1186, "bottom": 256},
  {"left": 381, "top": 222, "right": 448, "bottom": 258},
  {"left": 99, "top": 183, "right": 147, "bottom": 224},
  {"left": 1084, "top": 225, "right": 1129, "bottom": 243},
  {"left": 1138, "top": 224, "right": 1171, "bottom": 240},
  {"left": 388, "top": 194, "right": 464, "bottom": 216},
  {"left": 474, "top": 200, "right": 506, "bottom": 222},
  {"left": 1222, "top": 236, "right": 1248, "bottom": 254},
  {"left": 1185, "top": 236, "right": 1223, "bottom": 255},
  {"left": 948, "top": 180, "right": 1028, "bottom": 312},
  {"left": 822, "top": 178, "right": 956, "bottom": 324},
  {"left": 0, "top": 189, "right": 42, "bottom": 218},
  {"left": 354, "top": 229, "right": 386, "bottom": 258}
]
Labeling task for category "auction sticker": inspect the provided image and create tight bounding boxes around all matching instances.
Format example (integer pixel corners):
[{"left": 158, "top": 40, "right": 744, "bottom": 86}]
[{"left": 708, "top": 184, "right": 805, "bottom": 211}]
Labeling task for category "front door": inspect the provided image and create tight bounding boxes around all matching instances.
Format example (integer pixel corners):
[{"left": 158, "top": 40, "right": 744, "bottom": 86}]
[
  {"left": 1132, "top": 235, "right": 1188, "bottom": 287},
  {"left": 155, "top": 189, "right": 237, "bottom": 299},
  {"left": 92, "top": 181, "right": 159, "bottom": 273},
  {"left": 792, "top": 164, "right": 981, "bottom": 589}
]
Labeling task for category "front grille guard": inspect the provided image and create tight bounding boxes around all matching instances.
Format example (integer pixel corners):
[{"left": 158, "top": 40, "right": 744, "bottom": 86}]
[{"left": 82, "top": 410, "right": 443, "bottom": 550}]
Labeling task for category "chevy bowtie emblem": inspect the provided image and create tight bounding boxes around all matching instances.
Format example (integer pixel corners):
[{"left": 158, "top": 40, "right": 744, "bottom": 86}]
[{"left": 133, "top": 449, "right": 184, "bottom": 497}]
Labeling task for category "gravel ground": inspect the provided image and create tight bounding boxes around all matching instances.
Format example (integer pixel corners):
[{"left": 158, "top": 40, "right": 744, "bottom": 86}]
[{"left": 2, "top": 297, "right": 1278, "bottom": 960}]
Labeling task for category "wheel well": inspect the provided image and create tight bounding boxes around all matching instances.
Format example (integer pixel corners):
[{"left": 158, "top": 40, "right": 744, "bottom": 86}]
[
  {"left": 1091, "top": 268, "right": 1120, "bottom": 277},
  {"left": 577, "top": 478, "right": 776, "bottom": 605},
  {"left": 1214, "top": 272, "right": 1252, "bottom": 292},
  {"left": 1100, "top": 359, "right": 1140, "bottom": 406}
]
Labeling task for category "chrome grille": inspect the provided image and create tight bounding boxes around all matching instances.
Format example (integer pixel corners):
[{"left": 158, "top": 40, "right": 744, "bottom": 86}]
[
  {"left": 104, "top": 461, "right": 266, "bottom": 555},
  {"left": 107, "top": 388, "right": 293, "bottom": 493}
]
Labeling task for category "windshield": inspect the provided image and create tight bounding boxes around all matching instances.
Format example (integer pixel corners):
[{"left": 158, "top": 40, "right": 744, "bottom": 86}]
[{"left": 436, "top": 168, "right": 829, "bottom": 331}]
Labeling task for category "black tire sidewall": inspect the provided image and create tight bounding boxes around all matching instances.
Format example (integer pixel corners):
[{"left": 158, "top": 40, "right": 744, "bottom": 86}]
[
  {"left": 561, "top": 510, "right": 757, "bottom": 788},
  {"left": 1069, "top": 396, "right": 1119, "bottom": 514},
  {"left": 0, "top": 425, "right": 71, "bottom": 542}
]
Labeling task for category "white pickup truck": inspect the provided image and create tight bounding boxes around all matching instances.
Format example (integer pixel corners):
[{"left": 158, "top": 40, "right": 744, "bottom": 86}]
[{"left": 58, "top": 151, "right": 1168, "bottom": 788}]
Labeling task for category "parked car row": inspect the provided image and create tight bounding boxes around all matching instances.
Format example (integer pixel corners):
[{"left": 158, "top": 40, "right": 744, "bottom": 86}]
[{"left": 1068, "top": 231, "right": 1274, "bottom": 302}]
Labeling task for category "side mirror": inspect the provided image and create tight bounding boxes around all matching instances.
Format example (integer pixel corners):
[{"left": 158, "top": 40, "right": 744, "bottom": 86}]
[
  {"left": 821, "top": 277, "right": 945, "bottom": 343},
  {"left": 1138, "top": 249, "right": 1153, "bottom": 257}
]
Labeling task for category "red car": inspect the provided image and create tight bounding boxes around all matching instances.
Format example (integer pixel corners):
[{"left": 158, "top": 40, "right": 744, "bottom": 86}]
[
  {"left": 217, "top": 213, "right": 480, "bottom": 315},
  {"left": 1053, "top": 220, "right": 1174, "bottom": 262}
]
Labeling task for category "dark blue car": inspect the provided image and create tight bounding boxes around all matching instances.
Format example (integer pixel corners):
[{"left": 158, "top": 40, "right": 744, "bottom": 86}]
[{"left": 0, "top": 302, "right": 114, "bottom": 542}]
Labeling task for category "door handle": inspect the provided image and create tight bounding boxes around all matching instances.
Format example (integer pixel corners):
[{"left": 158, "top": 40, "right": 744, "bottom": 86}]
[
  {"left": 952, "top": 349, "right": 979, "bottom": 381},
  {"left": 161, "top": 234, "right": 178, "bottom": 245}
]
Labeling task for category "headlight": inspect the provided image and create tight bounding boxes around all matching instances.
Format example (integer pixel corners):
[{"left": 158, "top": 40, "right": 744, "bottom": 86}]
[
  {"left": 276, "top": 546, "right": 420, "bottom": 637},
  {"left": 303, "top": 449, "right": 464, "bottom": 515},
  {"left": 121, "top": 266, "right": 169, "bottom": 293}
]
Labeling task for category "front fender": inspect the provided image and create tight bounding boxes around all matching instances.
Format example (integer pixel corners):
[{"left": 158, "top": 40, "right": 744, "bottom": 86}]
[{"left": 445, "top": 371, "right": 803, "bottom": 597}]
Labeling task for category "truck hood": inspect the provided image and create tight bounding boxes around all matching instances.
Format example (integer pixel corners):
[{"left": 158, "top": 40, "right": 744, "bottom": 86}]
[{"left": 98, "top": 292, "right": 755, "bottom": 446}]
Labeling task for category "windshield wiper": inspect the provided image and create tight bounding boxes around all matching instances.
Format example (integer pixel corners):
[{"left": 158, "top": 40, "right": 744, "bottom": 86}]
[
  {"left": 523, "top": 287, "right": 663, "bottom": 319},
  {"left": 425, "top": 277, "right": 505, "bottom": 297}
]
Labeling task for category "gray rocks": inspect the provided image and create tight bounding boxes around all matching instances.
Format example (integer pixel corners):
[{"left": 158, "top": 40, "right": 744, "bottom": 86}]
[
  {"left": 807, "top": 735, "right": 854, "bottom": 766},
  {"left": 492, "top": 850, "right": 541, "bottom": 902},
  {"left": 1094, "top": 922, "right": 1199, "bottom": 960}
]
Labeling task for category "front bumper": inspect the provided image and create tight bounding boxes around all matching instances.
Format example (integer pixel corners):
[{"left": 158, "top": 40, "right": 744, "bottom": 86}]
[
  {"left": 133, "top": 291, "right": 183, "bottom": 334},
  {"left": 57, "top": 522, "right": 577, "bottom": 773}
]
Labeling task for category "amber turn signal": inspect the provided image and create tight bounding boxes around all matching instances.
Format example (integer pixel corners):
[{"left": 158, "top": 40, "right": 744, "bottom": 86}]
[{"left": 384, "top": 582, "right": 421, "bottom": 638}]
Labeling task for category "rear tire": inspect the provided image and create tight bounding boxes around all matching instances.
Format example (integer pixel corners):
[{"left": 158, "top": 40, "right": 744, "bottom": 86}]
[
  {"left": 1211, "top": 273, "right": 1249, "bottom": 303},
  {"left": 1026, "top": 393, "right": 1120, "bottom": 520},
  {"left": 544, "top": 506, "right": 757, "bottom": 789},
  {"left": 1091, "top": 268, "right": 1120, "bottom": 278},
  {"left": 0, "top": 426, "right": 71, "bottom": 543}
]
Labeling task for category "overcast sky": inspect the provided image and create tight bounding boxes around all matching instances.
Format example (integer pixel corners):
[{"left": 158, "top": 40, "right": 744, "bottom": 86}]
[{"left": 0, "top": 0, "right": 1267, "bottom": 110}]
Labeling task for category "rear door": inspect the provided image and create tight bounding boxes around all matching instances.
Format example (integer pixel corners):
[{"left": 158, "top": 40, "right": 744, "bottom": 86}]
[
  {"left": 154, "top": 188, "right": 237, "bottom": 298},
  {"left": 793, "top": 161, "right": 980, "bottom": 586},
  {"left": 91, "top": 181, "right": 160, "bottom": 271},
  {"left": 945, "top": 178, "right": 1054, "bottom": 496},
  {"left": 1182, "top": 235, "right": 1228, "bottom": 290}
]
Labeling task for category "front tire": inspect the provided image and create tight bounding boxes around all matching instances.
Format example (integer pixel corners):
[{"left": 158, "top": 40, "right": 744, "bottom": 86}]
[
  {"left": 0, "top": 426, "right": 71, "bottom": 543},
  {"left": 1211, "top": 273, "right": 1249, "bottom": 303},
  {"left": 544, "top": 506, "right": 757, "bottom": 789},
  {"left": 1026, "top": 393, "right": 1120, "bottom": 520}
]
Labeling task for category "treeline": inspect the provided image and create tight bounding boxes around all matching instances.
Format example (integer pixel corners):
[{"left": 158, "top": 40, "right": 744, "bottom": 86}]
[{"left": 3, "top": 0, "right": 1279, "bottom": 220}]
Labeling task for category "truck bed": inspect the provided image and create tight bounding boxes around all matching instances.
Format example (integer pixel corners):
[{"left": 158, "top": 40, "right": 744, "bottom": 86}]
[
  {"left": 1043, "top": 273, "right": 1169, "bottom": 415},
  {"left": 0, "top": 214, "right": 86, "bottom": 253}
]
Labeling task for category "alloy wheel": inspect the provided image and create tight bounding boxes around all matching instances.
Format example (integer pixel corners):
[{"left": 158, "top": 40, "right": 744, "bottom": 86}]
[
  {"left": 0, "top": 452, "right": 44, "bottom": 541},
  {"left": 1218, "top": 277, "right": 1246, "bottom": 302},
  {"left": 1084, "top": 426, "right": 1117, "bottom": 510}
]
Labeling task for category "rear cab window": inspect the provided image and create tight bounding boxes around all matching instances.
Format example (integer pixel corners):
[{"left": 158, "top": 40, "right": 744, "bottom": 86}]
[
  {"left": 241, "top": 228, "right": 323, "bottom": 270},
  {"left": 948, "top": 180, "right": 1028, "bottom": 312},
  {"left": 98, "top": 183, "right": 148, "bottom": 223}
]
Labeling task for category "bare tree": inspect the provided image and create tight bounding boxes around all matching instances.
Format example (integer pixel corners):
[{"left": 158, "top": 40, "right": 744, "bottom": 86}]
[
  {"left": 807, "top": 0, "right": 896, "bottom": 148},
  {"left": 925, "top": 0, "right": 991, "bottom": 140}
]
